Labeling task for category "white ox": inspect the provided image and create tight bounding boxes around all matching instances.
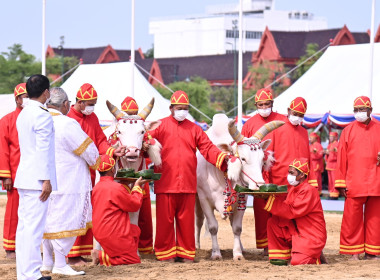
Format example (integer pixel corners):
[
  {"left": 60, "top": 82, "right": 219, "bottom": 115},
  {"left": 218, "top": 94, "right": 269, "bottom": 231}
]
[
  {"left": 102, "top": 98, "right": 162, "bottom": 225},
  {"left": 195, "top": 114, "right": 284, "bottom": 260}
]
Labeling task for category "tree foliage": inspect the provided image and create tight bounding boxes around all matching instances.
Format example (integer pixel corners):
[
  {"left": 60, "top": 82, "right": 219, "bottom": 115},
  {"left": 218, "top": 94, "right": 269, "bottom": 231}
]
[
  {"left": 0, "top": 44, "right": 79, "bottom": 93},
  {"left": 144, "top": 44, "right": 154, "bottom": 59},
  {"left": 293, "top": 43, "right": 323, "bottom": 81},
  {"left": 154, "top": 76, "right": 216, "bottom": 122}
]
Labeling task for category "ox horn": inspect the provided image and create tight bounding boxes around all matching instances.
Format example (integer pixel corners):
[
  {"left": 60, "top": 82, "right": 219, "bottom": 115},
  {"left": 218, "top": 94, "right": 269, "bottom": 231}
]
[
  {"left": 106, "top": 100, "right": 124, "bottom": 120},
  {"left": 138, "top": 98, "right": 155, "bottom": 120},
  {"left": 253, "top": 120, "right": 285, "bottom": 140},
  {"left": 228, "top": 120, "right": 244, "bottom": 143}
]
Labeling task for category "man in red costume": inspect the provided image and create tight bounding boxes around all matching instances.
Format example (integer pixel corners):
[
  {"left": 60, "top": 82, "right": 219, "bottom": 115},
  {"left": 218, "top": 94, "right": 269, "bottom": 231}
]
[
  {"left": 309, "top": 132, "right": 324, "bottom": 194},
  {"left": 0, "top": 83, "right": 28, "bottom": 259},
  {"left": 120, "top": 96, "right": 154, "bottom": 255},
  {"left": 92, "top": 154, "right": 146, "bottom": 266},
  {"left": 265, "top": 158, "right": 326, "bottom": 265},
  {"left": 66, "top": 83, "right": 125, "bottom": 265},
  {"left": 325, "top": 131, "right": 339, "bottom": 199},
  {"left": 241, "top": 88, "right": 287, "bottom": 252},
  {"left": 335, "top": 96, "right": 380, "bottom": 260},
  {"left": 149, "top": 90, "right": 228, "bottom": 262},
  {"left": 266, "top": 97, "right": 315, "bottom": 187}
]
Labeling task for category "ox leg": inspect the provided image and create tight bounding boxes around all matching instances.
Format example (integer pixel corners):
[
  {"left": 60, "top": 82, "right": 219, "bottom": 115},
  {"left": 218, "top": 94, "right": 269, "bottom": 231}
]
[
  {"left": 229, "top": 209, "right": 245, "bottom": 261},
  {"left": 195, "top": 195, "right": 204, "bottom": 250},
  {"left": 129, "top": 211, "right": 141, "bottom": 257},
  {"left": 200, "top": 200, "right": 222, "bottom": 260}
]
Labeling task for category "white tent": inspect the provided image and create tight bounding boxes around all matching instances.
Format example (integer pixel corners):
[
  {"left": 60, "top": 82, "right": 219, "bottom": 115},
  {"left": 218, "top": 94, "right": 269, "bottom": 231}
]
[
  {"left": 0, "top": 94, "right": 15, "bottom": 119},
  {"left": 61, "top": 62, "right": 192, "bottom": 122},
  {"left": 272, "top": 43, "right": 380, "bottom": 115}
]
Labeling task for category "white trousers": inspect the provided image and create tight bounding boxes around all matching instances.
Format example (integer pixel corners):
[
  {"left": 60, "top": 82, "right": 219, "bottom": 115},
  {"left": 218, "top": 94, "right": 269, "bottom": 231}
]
[
  {"left": 42, "top": 237, "right": 76, "bottom": 268},
  {"left": 16, "top": 189, "right": 49, "bottom": 280}
]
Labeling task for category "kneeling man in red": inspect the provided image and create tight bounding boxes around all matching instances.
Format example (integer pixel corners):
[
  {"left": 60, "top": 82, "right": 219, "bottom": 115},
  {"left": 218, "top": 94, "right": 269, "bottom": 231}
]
[
  {"left": 265, "top": 158, "right": 327, "bottom": 265},
  {"left": 91, "top": 154, "right": 146, "bottom": 266}
]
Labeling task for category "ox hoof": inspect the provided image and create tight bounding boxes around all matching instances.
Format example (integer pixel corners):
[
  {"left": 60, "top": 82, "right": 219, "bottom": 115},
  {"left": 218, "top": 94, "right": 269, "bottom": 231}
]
[
  {"left": 233, "top": 255, "right": 245, "bottom": 261},
  {"left": 211, "top": 254, "right": 223, "bottom": 261}
]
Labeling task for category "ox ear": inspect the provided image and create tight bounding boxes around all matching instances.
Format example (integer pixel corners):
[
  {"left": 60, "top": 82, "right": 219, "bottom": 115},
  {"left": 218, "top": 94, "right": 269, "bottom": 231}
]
[
  {"left": 217, "top": 143, "right": 232, "bottom": 154},
  {"left": 260, "top": 139, "right": 271, "bottom": 151},
  {"left": 145, "top": 120, "right": 162, "bottom": 131}
]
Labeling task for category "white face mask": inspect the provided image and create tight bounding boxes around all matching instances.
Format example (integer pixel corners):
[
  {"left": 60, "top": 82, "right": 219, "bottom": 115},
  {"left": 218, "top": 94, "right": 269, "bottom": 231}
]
[
  {"left": 354, "top": 112, "right": 369, "bottom": 123},
  {"left": 287, "top": 174, "right": 299, "bottom": 186},
  {"left": 174, "top": 110, "right": 188, "bottom": 122},
  {"left": 258, "top": 108, "right": 272, "bottom": 118},
  {"left": 81, "top": 105, "right": 95, "bottom": 116},
  {"left": 288, "top": 115, "right": 303, "bottom": 126},
  {"left": 21, "top": 98, "right": 30, "bottom": 108}
]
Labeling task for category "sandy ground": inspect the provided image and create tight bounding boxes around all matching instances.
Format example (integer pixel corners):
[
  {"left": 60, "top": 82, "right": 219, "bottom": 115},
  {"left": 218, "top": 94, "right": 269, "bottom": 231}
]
[{"left": 0, "top": 196, "right": 380, "bottom": 280}]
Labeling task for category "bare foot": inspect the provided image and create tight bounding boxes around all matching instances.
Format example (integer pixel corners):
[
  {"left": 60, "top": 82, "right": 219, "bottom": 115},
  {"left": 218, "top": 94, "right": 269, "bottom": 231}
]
[
  {"left": 175, "top": 257, "right": 194, "bottom": 263},
  {"left": 182, "top": 258, "right": 194, "bottom": 263},
  {"left": 349, "top": 254, "right": 360, "bottom": 261},
  {"left": 91, "top": 250, "right": 100, "bottom": 265},
  {"left": 263, "top": 247, "right": 268, "bottom": 256},
  {"left": 5, "top": 250, "right": 15, "bottom": 259},
  {"left": 67, "top": 256, "right": 87, "bottom": 266},
  {"left": 364, "top": 253, "right": 380, "bottom": 260}
]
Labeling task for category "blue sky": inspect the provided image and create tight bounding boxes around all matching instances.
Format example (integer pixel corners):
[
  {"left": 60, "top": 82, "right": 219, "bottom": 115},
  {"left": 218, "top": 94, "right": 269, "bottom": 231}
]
[{"left": 1, "top": 0, "right": 379, "bottom": 59}]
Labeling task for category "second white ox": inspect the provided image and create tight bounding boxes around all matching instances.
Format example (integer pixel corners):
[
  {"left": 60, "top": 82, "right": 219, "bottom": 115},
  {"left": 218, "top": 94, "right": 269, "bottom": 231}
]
[
  {"left": 103, "top": 98, "right": 162, "bottom": 225},
  {"left": 195, "top": 114, "right": 284, "bottom": 260}
]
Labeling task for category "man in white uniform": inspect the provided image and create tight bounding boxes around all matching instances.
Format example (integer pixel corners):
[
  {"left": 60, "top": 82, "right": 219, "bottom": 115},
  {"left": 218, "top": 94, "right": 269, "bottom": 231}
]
[
  {"left": 41, "top": 88, "right": 99, "bottom": 275},
  {"left": 14, "top": 74, "right": 56, "bottom": 280}
]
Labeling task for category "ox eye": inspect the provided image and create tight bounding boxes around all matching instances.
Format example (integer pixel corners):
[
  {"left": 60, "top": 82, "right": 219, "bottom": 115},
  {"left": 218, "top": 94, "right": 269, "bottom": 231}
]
[
  {"left": 141, "top": 131, "right": 144, "bottom": 134},
  {"left": 241, "top": 158, "right": 246, "bottom": 162}
]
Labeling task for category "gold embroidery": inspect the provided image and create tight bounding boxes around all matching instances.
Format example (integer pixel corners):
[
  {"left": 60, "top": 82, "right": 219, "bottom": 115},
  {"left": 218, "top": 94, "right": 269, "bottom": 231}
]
[
  {"left": 43, "top": 222, "right": 92, "bottom": 239},
  {"left": 73, "top": 137, "right": 93, "bottom": 156}
]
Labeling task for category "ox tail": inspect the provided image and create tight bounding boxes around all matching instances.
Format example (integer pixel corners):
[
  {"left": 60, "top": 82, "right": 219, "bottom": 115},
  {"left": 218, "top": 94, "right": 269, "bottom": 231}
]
[
  {"left": 263, "top": 150, "right": 275, "bottom": 172},
  {"left": 147, "top": 140, "right": 162, "bottom": 167}
]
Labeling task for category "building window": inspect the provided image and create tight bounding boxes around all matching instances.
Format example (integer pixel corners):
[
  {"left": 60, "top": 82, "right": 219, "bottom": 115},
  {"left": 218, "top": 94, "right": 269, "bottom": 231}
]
[
  {"left": 226, "top": 30, "right": 240, "bottom": 38},
  {"left": 245, "top": 31, "right": 262, "bottom": 39}
]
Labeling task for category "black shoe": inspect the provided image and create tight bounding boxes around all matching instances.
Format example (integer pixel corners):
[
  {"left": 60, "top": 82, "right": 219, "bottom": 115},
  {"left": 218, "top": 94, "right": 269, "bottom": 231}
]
[
  {"left": 328, "top": 197, "right": 338, "bottom": 200},
  {"left": 38, "top": 276, "right": 52, "bottom": 280}
]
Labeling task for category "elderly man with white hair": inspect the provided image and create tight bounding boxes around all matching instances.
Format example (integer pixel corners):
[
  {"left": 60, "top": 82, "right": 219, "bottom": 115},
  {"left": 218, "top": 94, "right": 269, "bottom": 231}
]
[{"left": 41, "top": 87, "right": 100, "bottom": 275}]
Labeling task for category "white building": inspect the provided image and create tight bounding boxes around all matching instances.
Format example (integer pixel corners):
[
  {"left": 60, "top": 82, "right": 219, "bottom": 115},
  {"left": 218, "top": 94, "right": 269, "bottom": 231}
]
[{"left": 149, "top": 0, "right": 328, "bottom": 58}]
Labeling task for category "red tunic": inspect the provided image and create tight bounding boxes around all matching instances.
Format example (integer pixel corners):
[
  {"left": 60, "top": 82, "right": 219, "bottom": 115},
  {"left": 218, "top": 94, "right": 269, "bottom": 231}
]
[
  {"left": 310, "top": 141, "right": 324, "bottom": 192},
  {"left": 92, "top": 176, "right": 143, "bottom": 265},
  {"left": 266, "top": 119, "right": 314, "bottom": 186},
  {"left": 265, "top": 181, "right": 327, "bottom": 261},
  {"left": 0, "top": 108, "right": 22, "bottom": 251},
  {"left": 334, "top": 120, "right": 380, "bottom": 197},
  {"left": 241, "top": 112, "right": 287, "bottom": 249},
  {"left": 149, "top": 116, "right": 227, "bottom": 194},
  {"left": 66, "top": 106, "right": 115, "bottom": 257},
  {"left": 325, "top": 141, "right": 338, "bottom": 170}
]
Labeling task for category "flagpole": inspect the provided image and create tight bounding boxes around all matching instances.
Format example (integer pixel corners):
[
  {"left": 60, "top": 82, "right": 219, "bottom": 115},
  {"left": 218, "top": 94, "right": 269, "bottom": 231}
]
[
  {"left": 237, "top": 0, "right": 243, "bottom": 130},
  {"left": 42, "top": 0, "right": 46, "bottom": 75},
  {"left": 369, "top": 0, "right": 376, "bottom": 100},
  {"left": 130, "top": 0, "right": 135, "bottom": 97}
]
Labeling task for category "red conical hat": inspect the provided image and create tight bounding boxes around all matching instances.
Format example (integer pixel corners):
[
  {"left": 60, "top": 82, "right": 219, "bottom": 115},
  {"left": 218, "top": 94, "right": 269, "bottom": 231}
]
[
  {"left": 121, "top": 96, "right": 139, "bottom": 113},
  {"left": 170, "top": 90, "right": 189, "bottom": 105},
  {"left": 353, "top": 96, "right": 371, "bottom": 108},
  {"left": 76, "top": 83, "right": 98, "bottom": 101},
  {"left": 289, "top": 97, "right": 307, "bottom": 114},
  {"left": 289, "top": 158, "right": 309, "bottom": 175},
  {"left": 255, "top": 88, "right": 273, "bottom": 103},
  {"left": 14, "top": 83, "right": 27, "bottom": 97},
  {"left": 97, "top": 154, "right": 116, "bottom": 172}
]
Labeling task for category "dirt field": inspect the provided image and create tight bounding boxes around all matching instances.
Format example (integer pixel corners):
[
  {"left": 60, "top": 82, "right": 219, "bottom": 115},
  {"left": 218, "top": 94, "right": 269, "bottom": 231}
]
[{"left": 1, "top": 196, "right": 380, "bottom": 280}]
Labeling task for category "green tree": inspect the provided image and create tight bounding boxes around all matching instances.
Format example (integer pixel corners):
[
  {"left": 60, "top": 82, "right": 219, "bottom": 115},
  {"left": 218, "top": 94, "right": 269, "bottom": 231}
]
[
  {"left": 144, "top": 44, "right": 154, "bottom": 58},
  {"left": 293, "top": 43, "right": 323, "bottom": 81},
  {"left": 46, "top": 56, "right": 79, "bottom": 86},
  {"left": 154, "top": 76, "right": 216, "bottom": 122},
  {"left": 0, "top": 44, "right": 40, "bottom": 93}
]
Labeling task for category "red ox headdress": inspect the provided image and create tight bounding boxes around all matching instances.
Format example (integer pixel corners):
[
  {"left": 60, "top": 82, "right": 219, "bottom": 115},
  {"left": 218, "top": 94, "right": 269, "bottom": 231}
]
[
  {"left": 97, "top": 154, "right": 116, "bottom": 172},
  {"left": 77, "top": 83, "right": 98, "bottom": 101},
  {"left": 329, "top": 131, "right": 338, "bottom": 137},
  {"left": 14, "top": 83, "right": 27, "bottom": 97},
  {"left": 289, "top": 97, "right": 307, "bottom": 114},
  {"left": 255, "top": 88, "right": 273, "bottom": 103},
  {"left": 171, "top": 90, "right": 189, "bottom": 105},
  {"left": 353, "top": 96, "right": 371, "bottom": 108},
  {"left": 121, "top": 96, "right": 139, "bottom": 113},
  {"left": 309, "top": 132, "right": 319, "bottom": 138},
  {"left": 289, "top": 158, "right": 309, "bottom": 175}
]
